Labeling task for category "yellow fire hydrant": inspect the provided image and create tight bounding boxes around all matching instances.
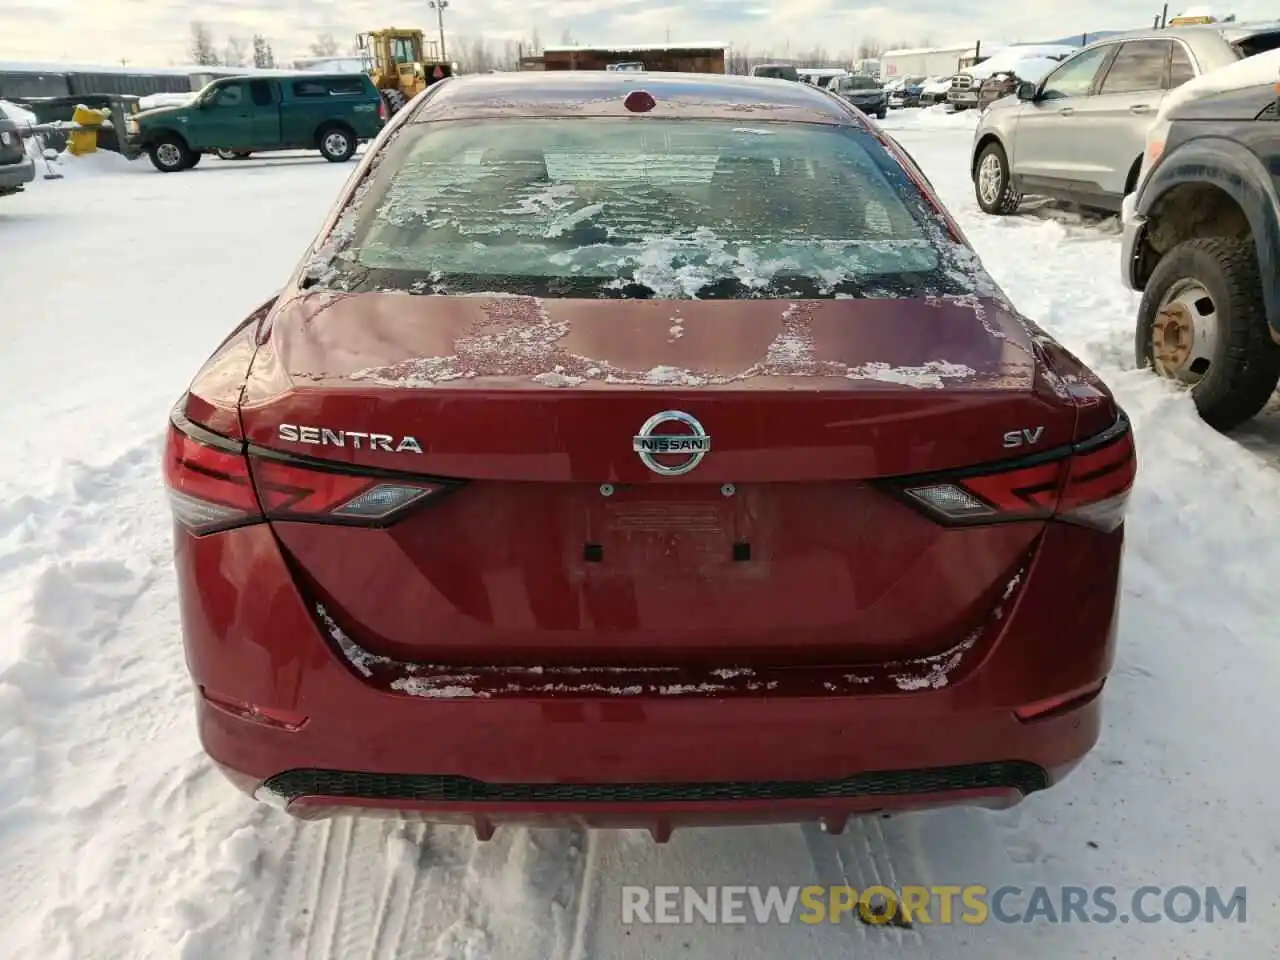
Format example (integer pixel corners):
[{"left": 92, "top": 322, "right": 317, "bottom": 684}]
[{"left": 67, "top": 105, "right": 109, "bottom": 155}]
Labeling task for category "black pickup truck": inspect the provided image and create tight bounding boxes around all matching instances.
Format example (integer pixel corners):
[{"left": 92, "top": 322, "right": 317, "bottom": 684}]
[{"left": 1121, "top": 79, "right": 1280, "bottom": 431}]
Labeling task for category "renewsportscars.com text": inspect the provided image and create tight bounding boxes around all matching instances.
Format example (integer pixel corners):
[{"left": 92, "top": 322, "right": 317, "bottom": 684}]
[{"left": 621, "top": 884, "right": 1247, "bottom": 926}]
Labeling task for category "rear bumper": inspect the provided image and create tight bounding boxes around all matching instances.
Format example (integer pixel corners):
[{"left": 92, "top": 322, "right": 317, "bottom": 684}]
[
  {"left": 0, "top": 156, "right": 34, "bottom": 191},
  {"left": 177, "top": 519, "right": 1121, "bottom": 835}
]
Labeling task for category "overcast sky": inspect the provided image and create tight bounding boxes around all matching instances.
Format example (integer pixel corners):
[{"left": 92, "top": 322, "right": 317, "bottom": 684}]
[{"left": 0, "top": 1, "right": 1273, "bottom": 66}]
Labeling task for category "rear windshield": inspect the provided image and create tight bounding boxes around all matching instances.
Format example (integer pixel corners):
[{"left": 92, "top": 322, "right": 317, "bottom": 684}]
[
  {"left": 312, "top": 117, "right": 980, "bottom": 300},
  {"left": 847, "top": 75, "right": 881, "bottom": 90},
  {"left": 1234, "top": 31, "right": 1280, "bottom": 58}
]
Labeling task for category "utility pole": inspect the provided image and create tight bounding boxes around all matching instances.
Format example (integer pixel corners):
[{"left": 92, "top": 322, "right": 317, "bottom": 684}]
[{"left": 429, "top": 0, "right": 449, "bottom": 60}]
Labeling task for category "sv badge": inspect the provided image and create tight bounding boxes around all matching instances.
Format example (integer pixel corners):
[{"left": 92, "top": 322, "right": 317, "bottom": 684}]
[{"left": 1002, "top": 426, "right": 1044, "bottom": 449}]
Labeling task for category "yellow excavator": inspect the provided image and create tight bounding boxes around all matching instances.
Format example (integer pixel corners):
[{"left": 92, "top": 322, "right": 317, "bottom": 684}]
[{"left": 357, "top": 28, "right": 455, "bottom": 114}]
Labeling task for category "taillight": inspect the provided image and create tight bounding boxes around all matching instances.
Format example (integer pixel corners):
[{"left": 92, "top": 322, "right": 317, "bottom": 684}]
[
  {"left": 378, "top": 99, "right": 388, "bottom": 121},
  {"left": 164, "top": 408, "right": 455, "bottom": 535},
  {"left": 892, "top": 413, "right": 1136, "bottom": 532},
  {"left": 249, "top": 453, "right": 450, "bottom": 524},
  {"left": 164, "top": 419, "right": 262, "bottom": 535}
]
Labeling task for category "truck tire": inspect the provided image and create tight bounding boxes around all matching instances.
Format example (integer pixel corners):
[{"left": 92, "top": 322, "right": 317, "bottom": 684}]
[
  {"left": 215, "top": 149, "right": 251, "bottom": 160},
  {"left": 1135, "top": 237, "right": 1280, "bottom": 431},
  {"left": 148, "top": 135, "right": 192, "bottom": 173},
  {"left": 317, "top": 124, "right": 356, "bottom": 163},
  {"left": 974, "top": 141, "right": 1020, "bottom": 215}
]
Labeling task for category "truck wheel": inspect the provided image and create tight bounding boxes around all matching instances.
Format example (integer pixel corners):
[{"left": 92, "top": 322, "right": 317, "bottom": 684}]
[
  {"left": 1135, "top": 237, "right": 1280, "bottom": 431},
  {"left": 974, "top": 142, "right": 1020, "bottom": 215},
  {"left": 317, "top": 125, "right": 356, "bottom": 162},
  {"left": 148, "top": 135, "right": 192, "bottom": 173},
  {"left": 215, "top": 149, "right": 251, "bottom": 160}
]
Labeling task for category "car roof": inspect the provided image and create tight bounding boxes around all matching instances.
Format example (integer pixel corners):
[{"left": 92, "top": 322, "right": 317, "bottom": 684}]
[
  {"left": 1088, "top": 19, "right": 1280, "bottom": 45},
  {"left": 409, "top": 71, "right": 858, "bottom": 125},
  {"left": 213, "top": 70, "right": 373, "bottom": 82}
]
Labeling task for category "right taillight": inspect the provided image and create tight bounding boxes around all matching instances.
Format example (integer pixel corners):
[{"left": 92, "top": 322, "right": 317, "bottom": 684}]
[
  {"left": 163, "top": 407, "right": 457, "bottom": 536},
  {"left": 893, "top": 413, "right": 1136, "bottom": 532}
]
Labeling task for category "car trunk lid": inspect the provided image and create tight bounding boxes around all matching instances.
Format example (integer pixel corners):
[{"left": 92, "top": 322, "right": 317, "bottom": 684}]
[{"left": 238, "top": 291, "right": 1080, "bottom": 668}]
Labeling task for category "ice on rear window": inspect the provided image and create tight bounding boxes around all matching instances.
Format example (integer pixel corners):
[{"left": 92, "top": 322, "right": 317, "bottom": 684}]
[{"left": 311, "top": 118, "right": 987, "bottom": 300}]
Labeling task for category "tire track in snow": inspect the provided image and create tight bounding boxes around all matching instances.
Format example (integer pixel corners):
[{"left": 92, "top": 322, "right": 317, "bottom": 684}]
[
  {"left": 367, "top": 822, "right": 431, "bottom": 960},
  {"left": 249, "top": 822, "right": 320, "bottom": 960},
  {"left": 439, "top": 825, "right": 591, "bottom": 959},
  {"left": 564, "top": 830, "right": 600, "bottom": 960},
  {"left": 246, "top": 819, "right": 592, "bottom": 960}
]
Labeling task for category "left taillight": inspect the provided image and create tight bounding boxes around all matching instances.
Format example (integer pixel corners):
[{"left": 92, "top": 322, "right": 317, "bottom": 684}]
[
  {"left": 378, "top": 98, "right": 388, "bottom": 121},
  {"left": 164, "top": 408, "right": 454, "bottom": 536},
  {"left": 164, "top": 416, "right": 262, "bottom": 536}
]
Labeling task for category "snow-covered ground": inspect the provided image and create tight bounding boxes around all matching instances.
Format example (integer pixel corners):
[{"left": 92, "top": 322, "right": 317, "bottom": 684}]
[{"left": 2, "top": 111, "right": 1279, "bottom": 959}]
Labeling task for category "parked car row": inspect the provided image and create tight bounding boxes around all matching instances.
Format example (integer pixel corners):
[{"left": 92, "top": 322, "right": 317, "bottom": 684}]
[
  {"left": 970, "top": 20, "right": 1280, "bottom": 433},
  {"left": 747, "top": 64, "right": 889, "bottom": 118}
]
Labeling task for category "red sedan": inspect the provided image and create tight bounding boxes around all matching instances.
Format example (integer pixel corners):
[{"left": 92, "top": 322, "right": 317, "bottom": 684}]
[{"left": 164, "top": 71, "right": 1135, "bottom": 841}]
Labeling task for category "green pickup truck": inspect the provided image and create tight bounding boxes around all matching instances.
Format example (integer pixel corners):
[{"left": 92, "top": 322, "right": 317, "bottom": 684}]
[{"left": 126, "top": 71, "right": 388, "bottom": 172}]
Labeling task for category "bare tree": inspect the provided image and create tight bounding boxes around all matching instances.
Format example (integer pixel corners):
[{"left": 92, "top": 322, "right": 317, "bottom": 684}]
[
  {"left": 189, "top": 21, "right": 220, "bottom": 66},
  {"left": 224, "top": 36, "right": 251, "bottom": 67},
  {"left": 855, "top": 38, "right": 884, "bottom": 60},
  {"left": 530, "top": 27, "right": 543, "bottom": 55},
  {"left": 252, "top": 35, "right": 276, "bottom": 69},
  {"left": 310, "top": 33, "right": 341, "bottom": 57},
  {"left": 559, "top": 28, "right": 574, "bottom": 46}
]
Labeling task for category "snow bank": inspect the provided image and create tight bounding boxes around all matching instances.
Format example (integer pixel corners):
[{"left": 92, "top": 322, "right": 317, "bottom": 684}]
[
  {"left": 987, "top": 56, "right": 1063, "bottom": 85},
  {"left": 51, "top": 148, "right": 139, "bottom": 177},
  {"left": 1159, "top": 47, "right": 1280, "bottom": 118}
]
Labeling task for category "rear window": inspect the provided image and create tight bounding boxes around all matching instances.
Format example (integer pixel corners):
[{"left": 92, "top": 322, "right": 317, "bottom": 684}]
[
  {"left": 293, "top": 78, "right": 369, "bottom": 97},
  {"left": 847, "top": 75, "right": 881, "bottom": 90},
  {"left": 312, "top": 118, "right": 978, "bottom": 300},
  {"left": 1233, "top": 31, "right": 1280, "bottom": 58}
]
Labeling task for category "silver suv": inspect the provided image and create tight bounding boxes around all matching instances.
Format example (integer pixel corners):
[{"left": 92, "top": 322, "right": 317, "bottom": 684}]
[{"left": 970, "top": 22, "right": 1280, "bottom": 216}]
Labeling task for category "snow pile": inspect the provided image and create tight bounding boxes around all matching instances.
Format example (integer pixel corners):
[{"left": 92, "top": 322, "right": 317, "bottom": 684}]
[
  {"left": 985, "top": 56, "right": 1064, "bottom": 85},
  {"left": 1159, "top": 46, "right": 1280, "bottom": 118},
  {"left": 52, "top": 147, "right": 139, "bottom": 177},
  {"left": 959, "top": 44, "right": 1077, "bottom": 81}
]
